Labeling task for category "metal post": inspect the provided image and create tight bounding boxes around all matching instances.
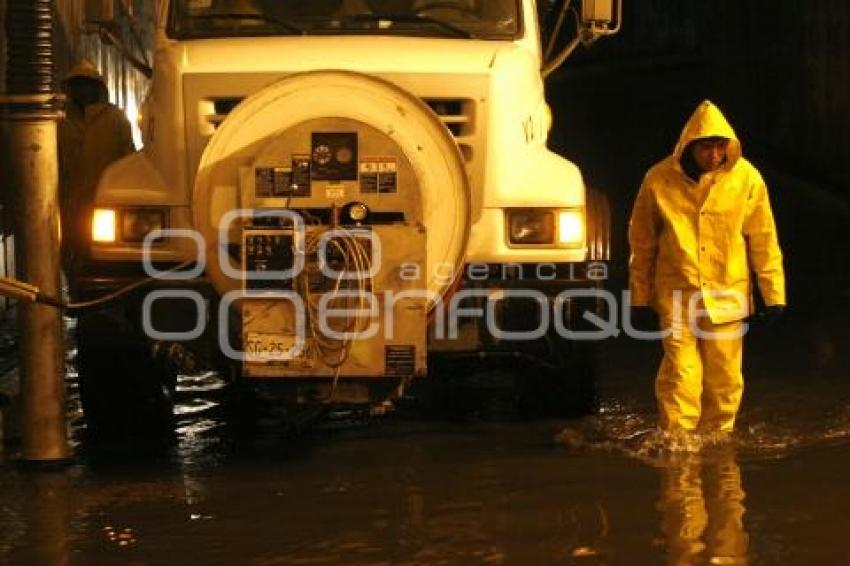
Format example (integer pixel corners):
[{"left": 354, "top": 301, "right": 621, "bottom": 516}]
[
  {"left": 11, "top": 120, "right": 70, "bottom": 462},
  {"left": 1, "top": 0, "right": 71, "bottom": 463}
]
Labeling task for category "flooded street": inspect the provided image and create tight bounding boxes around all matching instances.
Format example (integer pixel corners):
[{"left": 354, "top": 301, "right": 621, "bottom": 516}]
[
  {"left": 3, "top": 0, "right": 850, "bottom": 562},
  {"left": 1, "top": 303, "right": 849, "bottom": 564},
  {"left": 3, "top": 48, "right": 850, "bottom": 565}
]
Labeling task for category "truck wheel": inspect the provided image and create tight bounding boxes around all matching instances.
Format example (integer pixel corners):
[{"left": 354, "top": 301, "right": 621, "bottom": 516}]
[
  {"left": 517, "top": 341, "right": 599, "bottom": 418},
  {"left": 75, "top": 311, "right": 175, "bottom": 440},
  {"left": 560, "top": 341, "right": 600, "bottom": 416}
]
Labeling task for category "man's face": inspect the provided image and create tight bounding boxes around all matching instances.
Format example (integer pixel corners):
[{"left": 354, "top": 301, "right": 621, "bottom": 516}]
[
  {"left": 690, "top": 137, "right": 729, "bottom": 173},
  {"left": 65, "top": 78, "right": 102, "bottom": 108}
]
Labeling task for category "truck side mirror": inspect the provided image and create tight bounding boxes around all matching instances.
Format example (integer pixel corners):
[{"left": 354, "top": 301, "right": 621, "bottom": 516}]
[
  {"left": 541, "top": 0, "right": 622, "bottom": 79},
  {"left": 86, "top": 0, "right": 117, "bottom": 26},
  {"left": 581, "top": 0, "right": 613, "bottom": 26},
  {"left": 580, "top": 0, "right": 621, "bottom": 37}
]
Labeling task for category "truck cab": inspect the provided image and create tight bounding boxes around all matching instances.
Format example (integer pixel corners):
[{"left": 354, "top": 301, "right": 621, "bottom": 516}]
[{"left": 76, "top": 0, "right": 619, "bottom": 432}]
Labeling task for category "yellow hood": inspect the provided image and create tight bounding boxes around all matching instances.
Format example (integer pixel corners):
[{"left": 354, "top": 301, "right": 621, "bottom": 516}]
[
  {"left": 673, "top": 100, "right": 742, "bottom": 169},
  {"left": 63, "top": 59, "right": 106, "bottom": 86}
]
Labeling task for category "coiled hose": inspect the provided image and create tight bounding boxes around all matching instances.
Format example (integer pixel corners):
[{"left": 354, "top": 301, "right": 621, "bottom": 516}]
[{"left": 4, "top": 0, "right": 58, "bottom": 113}]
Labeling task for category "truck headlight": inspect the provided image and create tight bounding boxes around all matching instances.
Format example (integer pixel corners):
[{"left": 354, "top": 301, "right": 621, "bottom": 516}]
[
  {"left": 92, "top": 208, "right": 117, "bottom": 243},
  {"left": 558, "top": 210, "right": 585, "bottom": 247},
  {"left": 121, "top": 208, "right": 166, "bottom": 243},
  {"left": 506, "top": 208, "right": 585, "bottom": 248},
  {"left": 508, "top": 210, "right": 555, "bottom": 245}
]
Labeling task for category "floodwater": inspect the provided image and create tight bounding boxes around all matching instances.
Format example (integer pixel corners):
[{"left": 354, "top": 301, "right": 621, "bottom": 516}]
[{"left": 1, "top": 306, "right": 849, "bottom": 565}]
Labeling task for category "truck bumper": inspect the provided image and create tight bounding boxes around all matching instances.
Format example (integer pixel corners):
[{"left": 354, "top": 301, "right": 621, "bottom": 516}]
[
  {"left": 72, "top": 261, "right": 211, "bottom": 300},
  {"left": 428, "top": 261, "right": 610, "bottom": 355}
]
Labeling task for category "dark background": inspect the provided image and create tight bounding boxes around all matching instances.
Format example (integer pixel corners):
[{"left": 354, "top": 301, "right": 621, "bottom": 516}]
[{"left": 542, "top": 0, "right": 850, "bottom": 311}]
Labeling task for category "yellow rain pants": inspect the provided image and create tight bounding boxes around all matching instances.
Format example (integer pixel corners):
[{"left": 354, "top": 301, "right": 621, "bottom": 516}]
[
  {"left": 656, "top": 296, "right": 744, "bottom": 432},
  {"left": 629, "top": 101, "right": 785, "bottom": 432}
]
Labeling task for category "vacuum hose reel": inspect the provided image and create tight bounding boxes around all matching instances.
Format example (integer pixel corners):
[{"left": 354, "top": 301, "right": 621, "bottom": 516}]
[
  {"left": 192, "top": 70, "right": 472, "bottom": 310},
  {"left": 3, "top": 0, "right": 60, "bottom": 115}
]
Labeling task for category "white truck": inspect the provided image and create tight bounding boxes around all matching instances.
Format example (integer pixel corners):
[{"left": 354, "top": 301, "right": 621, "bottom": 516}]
[{"left": 76, "top": 0, "right": 619, "bottom": 433}]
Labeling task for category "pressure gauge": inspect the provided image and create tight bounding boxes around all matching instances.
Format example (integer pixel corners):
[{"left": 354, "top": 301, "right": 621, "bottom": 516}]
[
  {"left": 313, "top": 144, "right": 332, "bottom": 166},
  {"left": 336, "top": 146, "right": 354, "bottom": 164},
  {"left": 348, "top": 202, "right": 369, "bottom": 222}
]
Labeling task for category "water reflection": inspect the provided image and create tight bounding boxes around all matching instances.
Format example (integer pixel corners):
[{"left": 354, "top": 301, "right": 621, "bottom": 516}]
[
  {"left": 1, "top": 316, "right": 847, "bottom": 564},
  {"left": 656, "top": 447, "right": 748, "bottom": 565},
  {"left": 3, "top": 470, "right": 74, "bottom": 565}
]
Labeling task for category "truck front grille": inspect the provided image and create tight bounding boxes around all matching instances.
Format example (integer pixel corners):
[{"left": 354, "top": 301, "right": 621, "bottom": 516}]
[
  {"left": 199, "top": 96, "right": 475, "bottom": 162},
  {"left": 198, "top": 97, "right": 243, "bottom": 135},
  {"left": 186, "top": 73, "right": 487, "bottom": 199},
  {"left": 422, "top": 97, "right": 475, "bottom": 162},
  {"left": 423, "top": 98, "right": 475, "bottom": 137}
]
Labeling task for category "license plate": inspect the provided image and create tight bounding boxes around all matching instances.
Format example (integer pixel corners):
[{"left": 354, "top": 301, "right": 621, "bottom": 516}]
[{"left": 244, "top": 333, "right": 300, "bottom": 361}]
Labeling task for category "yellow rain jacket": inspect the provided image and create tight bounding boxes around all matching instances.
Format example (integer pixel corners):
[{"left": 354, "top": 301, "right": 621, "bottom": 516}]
[
  {"left": 629, "top": 100, "right": 785, "bottom": 323},
  {"left": 630, "top": 101, "right": 786, "bottom": 432}
]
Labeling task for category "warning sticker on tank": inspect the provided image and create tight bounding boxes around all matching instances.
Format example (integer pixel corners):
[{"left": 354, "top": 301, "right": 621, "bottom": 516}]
[
  {"left": 325, "top": 185, "right": 346, "bottom": 199},
  {"left": 360, "top": 158, "right": 398, "bottom": 194},
  {"left": 290, "top": 156, "right": 312, "bottom": 197},
  {"left": 255, "top": 160, "right": 310, "bottom": 198}
]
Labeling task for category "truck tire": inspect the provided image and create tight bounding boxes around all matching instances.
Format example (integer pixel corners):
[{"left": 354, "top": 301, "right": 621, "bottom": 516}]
[
  {"left": 516, "top": 339, "right": 599, "bottom": 418},
  {"left": 76, "top": 311, "right": 175, "bottom": 440},
  {"left": 558, "top": 340, "right": 599, "bottom": 416}
]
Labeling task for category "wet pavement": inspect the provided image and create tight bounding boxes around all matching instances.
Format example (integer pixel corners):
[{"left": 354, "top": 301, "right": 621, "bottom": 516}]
[{"left": 0, "top": 301, "right": 849, "bottom": 564}]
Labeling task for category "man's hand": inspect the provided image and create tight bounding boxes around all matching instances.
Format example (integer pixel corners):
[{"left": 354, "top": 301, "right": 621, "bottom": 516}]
[
  {"left": 630, "top": 305, "right": 659, "bottom": 332},
  {"left": 757, "top": 305, "right": 785, "bottom": 327}
]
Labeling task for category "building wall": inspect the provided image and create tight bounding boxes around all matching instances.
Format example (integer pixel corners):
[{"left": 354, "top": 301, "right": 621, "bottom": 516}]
[{"left": 704, "top": 0, "right": 850, "bottom": 193}]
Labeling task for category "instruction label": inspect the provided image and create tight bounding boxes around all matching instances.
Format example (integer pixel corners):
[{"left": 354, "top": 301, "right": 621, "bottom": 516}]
[{"left": 360, "top": 158, "right": 398, "bottom": 194}]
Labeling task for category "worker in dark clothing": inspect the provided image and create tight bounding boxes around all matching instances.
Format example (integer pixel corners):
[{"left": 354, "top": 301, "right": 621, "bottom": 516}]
[{"left": 58, "top": 60, "right": 134, "bottom": 284}]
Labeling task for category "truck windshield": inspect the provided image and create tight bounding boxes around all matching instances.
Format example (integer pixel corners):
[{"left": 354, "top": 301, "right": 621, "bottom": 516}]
[{"left": 168, "top": 0, "right": 521, "bottom": 40}]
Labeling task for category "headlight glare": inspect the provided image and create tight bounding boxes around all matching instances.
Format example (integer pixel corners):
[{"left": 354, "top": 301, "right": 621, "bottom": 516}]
[
  {"left": 92, "top": 208, "right": 117, "bottom": 243},
  {"left": 558, "top": 210, "right": 585, "bottom": 246}
]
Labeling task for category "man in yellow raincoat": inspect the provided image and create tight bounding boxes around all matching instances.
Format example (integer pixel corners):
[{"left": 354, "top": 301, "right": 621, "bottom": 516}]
[
  {"left": 628, "top": 100, "right": 786, "bottom": 433},
  {"left": 58, "top": 60, "right": 134, "bottom": 284}
]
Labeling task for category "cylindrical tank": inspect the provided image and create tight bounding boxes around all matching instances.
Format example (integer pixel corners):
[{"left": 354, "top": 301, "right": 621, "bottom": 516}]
[{"left": 193, "top": 70, "right": 472, "bottom": 307}]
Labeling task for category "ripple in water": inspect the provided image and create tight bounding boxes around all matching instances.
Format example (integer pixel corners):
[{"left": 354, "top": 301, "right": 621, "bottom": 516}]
[{"left": 556, "top": 400, "right": 850, "bottom": 462}]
